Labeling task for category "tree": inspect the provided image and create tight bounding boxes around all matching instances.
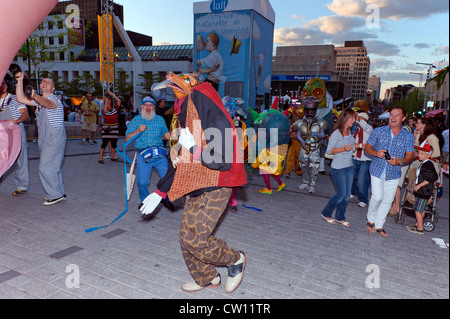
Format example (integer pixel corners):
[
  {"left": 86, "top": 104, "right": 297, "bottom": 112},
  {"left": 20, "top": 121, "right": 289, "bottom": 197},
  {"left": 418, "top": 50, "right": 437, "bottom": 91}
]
[
  {"left": 137, "top": 72, "right": 162, "bottom": 97},
  {"left": 63, "top": 72, "right": 102, "bottom": 96},
  {"left": 433, "top": 65, "right": 449, "bottom": 90},
  {"left": 114, "top": 68, "right": 134, "bottom": 98},
  {"left": 16, "top": 15, "right": 93, "bottom": 87},
  {"left": 394, "top": 88, "right": 425, "bottom": 116}
]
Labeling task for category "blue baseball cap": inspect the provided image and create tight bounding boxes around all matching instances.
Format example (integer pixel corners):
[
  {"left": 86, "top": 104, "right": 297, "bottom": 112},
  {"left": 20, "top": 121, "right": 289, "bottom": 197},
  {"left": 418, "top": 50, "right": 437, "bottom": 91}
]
[{"left": 141, "top": 97, "right": 155, "bottom": 105}]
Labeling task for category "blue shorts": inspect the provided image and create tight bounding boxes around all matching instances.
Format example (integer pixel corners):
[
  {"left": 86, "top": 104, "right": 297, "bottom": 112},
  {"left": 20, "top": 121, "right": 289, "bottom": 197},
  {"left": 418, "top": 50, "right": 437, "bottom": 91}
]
[{"left": 413, "top": 197, "right": 429, "bottom": 213}]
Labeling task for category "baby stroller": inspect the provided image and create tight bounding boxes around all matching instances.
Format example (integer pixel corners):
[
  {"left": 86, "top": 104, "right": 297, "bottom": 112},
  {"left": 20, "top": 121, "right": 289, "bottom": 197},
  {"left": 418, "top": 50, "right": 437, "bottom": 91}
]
[{"left": 394, "top": 164, "right": 440, "bottom": 232}]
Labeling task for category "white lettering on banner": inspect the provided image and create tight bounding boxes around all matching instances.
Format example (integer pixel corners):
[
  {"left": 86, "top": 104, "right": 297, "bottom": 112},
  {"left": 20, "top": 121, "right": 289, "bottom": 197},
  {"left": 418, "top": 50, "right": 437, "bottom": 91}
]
[{"left": 195, "top": 12, "right": 252, "bottom": 41}]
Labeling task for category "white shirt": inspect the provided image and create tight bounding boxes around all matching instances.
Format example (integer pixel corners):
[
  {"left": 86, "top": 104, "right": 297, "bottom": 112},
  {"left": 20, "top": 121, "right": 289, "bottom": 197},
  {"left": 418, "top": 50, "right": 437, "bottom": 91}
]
[
  {"left": 200, "top": 49, "right": 226, "bottom": 82},
  {"left": 353, "top": 119, "right": 373, "bottom": 161}
]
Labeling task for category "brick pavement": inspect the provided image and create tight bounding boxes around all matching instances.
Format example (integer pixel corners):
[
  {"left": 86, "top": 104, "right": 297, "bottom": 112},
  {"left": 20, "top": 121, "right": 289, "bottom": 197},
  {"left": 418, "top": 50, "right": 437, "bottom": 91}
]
[{"left": 0, "top": 139, "right": 448, "bottom": 299}]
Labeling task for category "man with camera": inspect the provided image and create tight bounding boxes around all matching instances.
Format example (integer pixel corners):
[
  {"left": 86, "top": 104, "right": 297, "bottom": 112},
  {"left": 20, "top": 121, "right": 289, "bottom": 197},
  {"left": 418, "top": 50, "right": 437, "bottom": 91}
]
[
  {"left": 364, "top": 106, "right": 415, "bottom": 237},
  {"left": 15, "top": 71, "right": 67, "bottom": 206}
]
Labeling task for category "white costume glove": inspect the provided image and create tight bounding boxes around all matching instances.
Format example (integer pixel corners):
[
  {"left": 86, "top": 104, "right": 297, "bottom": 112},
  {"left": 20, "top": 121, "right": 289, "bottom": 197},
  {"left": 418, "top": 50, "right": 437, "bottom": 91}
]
[
  {"left": 140, "top": 192, "right": 163, "bottom": 215},
  {"left": 178, "top": 127, "right": 196, "bottom": 150}
]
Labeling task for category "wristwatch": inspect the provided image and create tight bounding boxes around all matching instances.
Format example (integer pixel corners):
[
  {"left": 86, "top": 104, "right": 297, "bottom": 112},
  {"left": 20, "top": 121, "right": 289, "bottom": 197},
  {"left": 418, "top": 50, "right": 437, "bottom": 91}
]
[{"left": 399, "top": 159, "right": 403, "bottom": 166}]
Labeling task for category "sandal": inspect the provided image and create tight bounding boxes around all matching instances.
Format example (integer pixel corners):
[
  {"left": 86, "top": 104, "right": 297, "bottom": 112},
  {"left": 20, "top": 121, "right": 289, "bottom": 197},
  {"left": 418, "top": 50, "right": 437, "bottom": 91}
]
[
  {"left": 366, "top": 222, "right": 375, "bottom": 234},
  {"left": 407, "top": 227, "right": 424, "bottom": 235},
  {"left": 376, "top": 228, "right": 389, "bottom": 238},
  {"left": 111, "top": 158, "right": 119, "bottom": 162},
  {"left": 98, "top": 160, "right": 105, "bottom": 164},
  {"left": 336, "top": 220, "right": 350, "bottom": 227},
  {"left": 321, "top": 215, "right": 336, "bottom": 224}
]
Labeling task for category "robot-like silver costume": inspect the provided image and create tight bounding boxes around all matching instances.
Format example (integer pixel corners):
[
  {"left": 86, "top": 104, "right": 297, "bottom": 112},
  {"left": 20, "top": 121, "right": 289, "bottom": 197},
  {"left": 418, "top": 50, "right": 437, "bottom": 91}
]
[{"left": 294, "top": 97, "right": 328, "bottom": 193}]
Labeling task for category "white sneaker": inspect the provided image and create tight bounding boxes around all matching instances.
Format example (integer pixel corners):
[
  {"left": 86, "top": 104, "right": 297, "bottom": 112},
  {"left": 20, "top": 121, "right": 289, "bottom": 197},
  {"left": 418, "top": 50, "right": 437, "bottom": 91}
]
[
  {"left": 225, "top": 251, "right": 247, "bottom": 293},
  {"left": 181, "top": 274, "right": 221, "bottom": 292},
  {"left": 357, "top": 202, "right": 367, "bottom": 208},
  {"left": 350, "top": 194, "right": 355, "bottom": 199},
  {"left": 297, "top": 184, "right": 309, "bottom": 190},
  {"left": 308, "top": 186, "right": 315, "bottom": 193},
  {"left": 43, "top": 194, "right": 66, "bottom": 206}
]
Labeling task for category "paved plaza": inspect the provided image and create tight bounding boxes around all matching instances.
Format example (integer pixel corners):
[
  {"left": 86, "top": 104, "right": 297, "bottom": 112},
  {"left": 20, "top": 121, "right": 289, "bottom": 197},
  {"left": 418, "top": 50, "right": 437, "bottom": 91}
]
[{"left": 0, "top": 138, "right": 448, "bottom": 300}]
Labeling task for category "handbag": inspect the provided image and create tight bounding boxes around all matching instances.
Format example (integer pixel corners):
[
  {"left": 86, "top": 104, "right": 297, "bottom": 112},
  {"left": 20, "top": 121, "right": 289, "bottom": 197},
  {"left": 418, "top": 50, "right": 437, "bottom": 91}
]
[{"left": 126, "top": 153, "right": 137, "bottom": 200}]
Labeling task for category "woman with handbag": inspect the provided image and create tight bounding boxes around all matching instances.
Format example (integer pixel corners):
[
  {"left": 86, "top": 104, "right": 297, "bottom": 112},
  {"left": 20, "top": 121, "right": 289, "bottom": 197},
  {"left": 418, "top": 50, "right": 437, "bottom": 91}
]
[
  {"left": 320, "top": 108, "right": 357, "bottom": 226},
  {"left": 98, "top": 91, "right": 121, "bottom": 164}
]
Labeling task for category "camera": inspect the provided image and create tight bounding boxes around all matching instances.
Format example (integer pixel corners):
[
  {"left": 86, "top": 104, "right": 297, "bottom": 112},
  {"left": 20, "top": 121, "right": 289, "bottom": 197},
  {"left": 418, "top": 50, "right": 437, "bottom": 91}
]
[
  {"left": 9, "top": 64, "right": 33, "bottom": 98},
  {"left": 384, "top": 150, "right": 391, "bottom": 160}
]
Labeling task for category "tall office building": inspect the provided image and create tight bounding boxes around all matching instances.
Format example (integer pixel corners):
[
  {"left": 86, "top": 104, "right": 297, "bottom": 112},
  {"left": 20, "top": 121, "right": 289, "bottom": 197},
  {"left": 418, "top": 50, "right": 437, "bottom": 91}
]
[
  {"left": 368, "top": 75, "right": 381, "bottom": 101},
  {"left": 335, "top": 41, "right": 371, "bottom": 100}
]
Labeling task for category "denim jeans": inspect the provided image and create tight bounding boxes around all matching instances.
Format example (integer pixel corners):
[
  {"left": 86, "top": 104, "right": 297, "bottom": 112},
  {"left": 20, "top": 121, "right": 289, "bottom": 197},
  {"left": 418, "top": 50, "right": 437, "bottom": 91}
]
[
  {"left": 136, "top": 154, "right": 169, "bottom": 202},
  {"left": 351, "top": 159, "right": 371, "bottom": 204},
  {"left": 321, "top": 166, "right": 355, "bottom": 221}
]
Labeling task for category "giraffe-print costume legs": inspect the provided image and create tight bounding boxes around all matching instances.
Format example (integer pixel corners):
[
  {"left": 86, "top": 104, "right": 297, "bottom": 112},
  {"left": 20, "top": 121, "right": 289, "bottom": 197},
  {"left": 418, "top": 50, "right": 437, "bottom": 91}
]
[{"left": 180, "top": 187, "right": 241, "bottom": 287}]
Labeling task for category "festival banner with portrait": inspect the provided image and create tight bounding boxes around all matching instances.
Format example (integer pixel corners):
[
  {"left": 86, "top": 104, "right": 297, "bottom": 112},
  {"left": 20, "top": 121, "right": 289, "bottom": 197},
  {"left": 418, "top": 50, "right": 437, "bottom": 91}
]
[{"left": 193, "top": 0, "right": 274, "bottom": 108}]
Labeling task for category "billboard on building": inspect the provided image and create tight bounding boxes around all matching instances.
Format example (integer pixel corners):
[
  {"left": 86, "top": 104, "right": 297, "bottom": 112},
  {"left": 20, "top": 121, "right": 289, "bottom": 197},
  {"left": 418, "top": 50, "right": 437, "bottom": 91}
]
[
  {"left": 193, "top": 0, "right": 275, "bottom": 108},
  {"left": 68, "top": 17, "right": 85, "bottom": 47}
]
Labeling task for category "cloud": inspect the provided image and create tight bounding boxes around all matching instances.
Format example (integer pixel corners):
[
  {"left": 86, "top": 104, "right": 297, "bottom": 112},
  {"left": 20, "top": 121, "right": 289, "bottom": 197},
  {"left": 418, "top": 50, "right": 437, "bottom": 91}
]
[
  {"left": 365, "top": 40, "right": 401, "bottom": 56},
  {"left": 291, "top": 14, "right": 299, "bottom": 20},
  {"left": 414, "top": 43, "right": 431, "bottom": 49},
  {"left": 432, "top": 45, "right": 449, "bottom": 56},
  {"left": 154, "top": 41, "right": 175, "bottom": 46},
  {"left": 274, "top": 27, "right": 378, "bottom": 47},
  {"left": 370, "top": 70, "right": 421, "bottom": 83},
  {"left": 274, "top": 28, "right": 329, "bottom": 46},
  {"left": 327, "top": 0, "right": 449, "bottom": 21},
  {"left": 303, "top": 15, "right": 366, "bottom": 34},
  {"left": 370, "top": 57, "right": 396, "bottom": 70}
]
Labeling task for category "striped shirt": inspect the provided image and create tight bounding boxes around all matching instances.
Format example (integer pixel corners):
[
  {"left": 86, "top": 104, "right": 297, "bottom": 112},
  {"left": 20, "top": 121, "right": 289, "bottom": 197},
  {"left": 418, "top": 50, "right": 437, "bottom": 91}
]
[
  {"left": 367, "top": 125, "right": 415, "bottom": 180},
  {"left": 0, "top": 94, "right": 26, "bottom": 120},
  {"left": 103, "top": 103, "right": 119, "bottom": 125},
  {"left": 35, "top": 94, "right": 64, "bottom": 128},
  {"left": 126, "top": 114, "right": 168, "bottom": 149}
]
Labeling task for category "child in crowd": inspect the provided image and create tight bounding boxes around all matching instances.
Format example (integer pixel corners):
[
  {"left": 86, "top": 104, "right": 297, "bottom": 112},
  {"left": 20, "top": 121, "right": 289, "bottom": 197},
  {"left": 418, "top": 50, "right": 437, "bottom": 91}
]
[{"left": 407, "top": 141, "right": 438, "bottom": 235}]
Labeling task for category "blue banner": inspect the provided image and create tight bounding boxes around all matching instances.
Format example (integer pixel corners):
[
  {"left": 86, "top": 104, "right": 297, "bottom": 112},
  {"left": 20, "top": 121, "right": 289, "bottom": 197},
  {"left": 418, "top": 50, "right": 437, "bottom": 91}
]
[{"left": 272, "top": 75, "right": 331, "bottom": 81}]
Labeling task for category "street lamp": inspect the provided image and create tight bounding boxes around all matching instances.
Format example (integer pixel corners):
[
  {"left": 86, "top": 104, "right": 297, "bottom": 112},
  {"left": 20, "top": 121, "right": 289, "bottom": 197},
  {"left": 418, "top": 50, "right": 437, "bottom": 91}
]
[
  {"left": 416, "top": 62, "right": 436, "bottom": 112},
  {"left": 410, "top": 72, "right": 423, "bottom": 87},
  {"left": 410, "top": 72, "right": 423, "bottom": 102}
]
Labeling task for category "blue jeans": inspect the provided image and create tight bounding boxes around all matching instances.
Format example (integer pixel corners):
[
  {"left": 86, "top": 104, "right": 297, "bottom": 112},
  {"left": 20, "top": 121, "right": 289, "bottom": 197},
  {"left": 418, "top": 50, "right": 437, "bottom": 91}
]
[
  {"left": 321, "top": 166, "right": 355, "bottom": 221},
  {"left": 351, "top": 159, "right": 371, "bottom": 205},
  {"left": 136, "top": 154, "right": 169, "bottom": 202}
]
